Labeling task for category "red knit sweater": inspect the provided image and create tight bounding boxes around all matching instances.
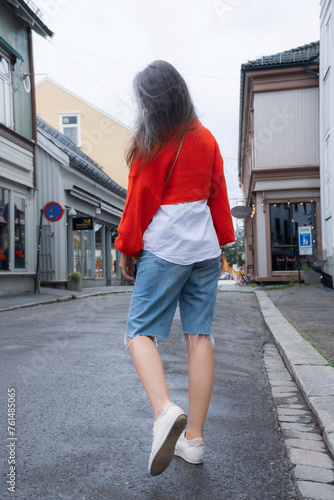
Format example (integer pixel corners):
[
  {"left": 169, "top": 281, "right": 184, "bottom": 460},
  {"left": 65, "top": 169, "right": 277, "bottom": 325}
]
[{"left": 115, "top": 122, "right": 235, "bottom": 257}]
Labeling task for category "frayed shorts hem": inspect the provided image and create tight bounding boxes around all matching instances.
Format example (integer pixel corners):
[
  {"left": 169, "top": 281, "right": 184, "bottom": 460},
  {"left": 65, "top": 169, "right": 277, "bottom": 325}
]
[{"left": 124, "top": 332, "right": 215, "bottom": 348}]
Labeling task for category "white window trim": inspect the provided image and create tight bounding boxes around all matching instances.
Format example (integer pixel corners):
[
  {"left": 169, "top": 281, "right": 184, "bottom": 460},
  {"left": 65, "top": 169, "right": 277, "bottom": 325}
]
[
  {"left": 0, "top": 52, "right": 14, "bottom": 129},
  {"left": 324, "top": 132, "right": 332, "bottom": 219},
  {"left": 323, "top": 11, "right": 331, "bottom": 77},
  {"left": 58, "top": 112, "right": 82, "bottom": 147}
]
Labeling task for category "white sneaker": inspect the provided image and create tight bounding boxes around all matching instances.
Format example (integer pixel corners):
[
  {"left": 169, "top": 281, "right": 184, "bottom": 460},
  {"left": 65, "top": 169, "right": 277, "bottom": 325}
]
[
  {"left": 174, "top": 431, "right": 204, "bottom": 464},
  {"left": 148, "top": 402, "right": 187, "bottom": 476}
]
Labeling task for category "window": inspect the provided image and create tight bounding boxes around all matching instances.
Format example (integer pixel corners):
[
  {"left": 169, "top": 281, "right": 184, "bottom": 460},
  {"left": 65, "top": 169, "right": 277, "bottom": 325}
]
[
  {"left": 324, "top": 134, "right": 331, "bottom": 219},
  {"left": 0, "top": 188, "right": 26, "bottom": 271},
  {"left": 14, "top": 194, "right": 25, "bottom": 269},
  {"left": 324, "top": 14, "right": 331, "bottom": 74},
  {"left": 95, "top": 224, "right": 104, "bottom": 278},
  {"left": 0, "top": 53, "right": 13, "bottom": 129},
  {"left": 270, "top": 202, "right": 317, "bottom": 272},
  {"left": 0, "top": 188, "right": 10, "bottom": 270},
  {"left": 59, "top": 113, "right": 81, "bottom": 146},
  {"left": 73, "top": 228, "right": 93, "bottom": 278}
]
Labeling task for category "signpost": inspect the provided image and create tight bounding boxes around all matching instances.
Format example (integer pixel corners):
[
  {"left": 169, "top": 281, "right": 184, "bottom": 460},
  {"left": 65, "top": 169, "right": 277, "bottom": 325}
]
[
  {"left": 35, "top": 202, "right": 64, "bottom": 293},
  {"left": 298, "top": 226, "right": 312, "bottom": 256}
]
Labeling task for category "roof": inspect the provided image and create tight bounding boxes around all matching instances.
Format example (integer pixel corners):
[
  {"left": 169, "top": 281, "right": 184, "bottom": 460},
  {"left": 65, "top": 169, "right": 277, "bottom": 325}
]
[
  {"left": 5, "top": 0, "right": 53, "bottom": 38},
  {"left": 37, "top": 116, "right": 127, "bottom": 200},
  {"left": 242, "top": 41, "right": 319, "bottom": 70}
]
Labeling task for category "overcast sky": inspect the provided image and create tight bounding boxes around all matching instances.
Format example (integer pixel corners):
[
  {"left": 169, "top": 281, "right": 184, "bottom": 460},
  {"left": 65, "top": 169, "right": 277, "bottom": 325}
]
[{"left": 32, "top": 0, "right": 320, "bottom": 205}]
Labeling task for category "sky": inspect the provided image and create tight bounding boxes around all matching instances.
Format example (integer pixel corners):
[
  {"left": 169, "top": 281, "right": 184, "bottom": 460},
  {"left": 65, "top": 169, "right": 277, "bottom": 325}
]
[{"left": 31, "top": 0, "right": 320, "bottom": 206}]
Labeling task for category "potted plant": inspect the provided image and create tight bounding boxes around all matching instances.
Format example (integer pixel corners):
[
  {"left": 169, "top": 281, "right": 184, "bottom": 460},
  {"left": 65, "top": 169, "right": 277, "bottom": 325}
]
[
  {"left": 302, "top": 263, "right": 320, "bottom": 285},
  {"left": 67, "top": 272, "right": 82, "bottom": 291}
]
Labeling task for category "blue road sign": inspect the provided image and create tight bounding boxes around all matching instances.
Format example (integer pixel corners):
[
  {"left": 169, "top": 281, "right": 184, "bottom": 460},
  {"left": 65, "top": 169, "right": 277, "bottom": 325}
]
[
  {"left": 298, "top": 226, "right": 312, "bottom": 256},
  {"left": 300, "top": 233, "right": 311, "bottom": 247},
  {"left": 43, "top": 202, "right": 64, "bottom": 222}
]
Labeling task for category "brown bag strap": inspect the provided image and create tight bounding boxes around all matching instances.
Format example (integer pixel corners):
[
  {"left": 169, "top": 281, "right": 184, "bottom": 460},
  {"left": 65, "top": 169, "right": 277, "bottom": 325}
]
[{"left": 163, "top": 137, "right": 184, "bottom": 189}]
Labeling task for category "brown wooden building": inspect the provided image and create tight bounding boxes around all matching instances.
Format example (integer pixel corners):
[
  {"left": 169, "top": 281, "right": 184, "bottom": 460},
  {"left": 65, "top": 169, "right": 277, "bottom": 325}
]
[{"left": 238, "top": 42, "right": 320, "bottom": 283}]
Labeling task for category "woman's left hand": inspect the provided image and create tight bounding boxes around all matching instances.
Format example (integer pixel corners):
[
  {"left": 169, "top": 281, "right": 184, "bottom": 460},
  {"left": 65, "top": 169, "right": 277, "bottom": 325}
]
[
  {"left": 220, "top": 252, "right": 224, "bottom": 276},
  {"left": 119, "top": 253, "right": 135, "bottom": 284}
]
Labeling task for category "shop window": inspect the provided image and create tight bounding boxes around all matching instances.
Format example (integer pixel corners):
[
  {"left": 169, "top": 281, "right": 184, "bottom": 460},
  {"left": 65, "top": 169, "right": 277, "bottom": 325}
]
[
  {"left": 73, "top": 229, "right": 92, "bottom": 278},
  {"left": 0, "top": 188, "right": 9, "bottom": 270},
  {"left": 95, "top": 224, "right": 104, "bottom": 278},
  {"left": 270, "top": 202, "right": 317, "bottom": 272},
  {"left": 73, "top": 231, "right": 81, "bottom": 274},
  {"left": 59, "top": 113, "right": 81, "bottom": 146},
  {"left": 0, "top": 189, "right": 26, "bottom": 270},
  {"left": 0, "top": 53, "right": 13, "bottom": 129},
  {"left": 82, "top": 230, "right": 92, "bottom": 278},
  {"left": 14, "top": 194, "right": 25, "bottom": 269}
]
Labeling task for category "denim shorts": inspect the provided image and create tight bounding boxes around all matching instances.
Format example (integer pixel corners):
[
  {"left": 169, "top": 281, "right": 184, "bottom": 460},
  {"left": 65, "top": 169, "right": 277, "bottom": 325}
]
[{"left": 125, "top": 251, "right": 221, "bottom": 340}]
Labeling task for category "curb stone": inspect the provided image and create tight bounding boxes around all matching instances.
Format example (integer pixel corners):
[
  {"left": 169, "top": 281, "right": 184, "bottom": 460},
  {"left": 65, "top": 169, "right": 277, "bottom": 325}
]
[
  {"left": 263, "top": 343, "right": 334, "bottom": 500},
  {"left": 256, "top": 289, "right": 334, "bottom": 459}
]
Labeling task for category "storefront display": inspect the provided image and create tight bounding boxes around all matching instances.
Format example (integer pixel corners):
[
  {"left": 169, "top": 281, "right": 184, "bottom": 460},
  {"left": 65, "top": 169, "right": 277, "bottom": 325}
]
[
  {"left": 270, "top": 202, "right": 317, "bottom": 272},
  {"left": 0, "top": 187, "right": 26, "bottom": 272}
]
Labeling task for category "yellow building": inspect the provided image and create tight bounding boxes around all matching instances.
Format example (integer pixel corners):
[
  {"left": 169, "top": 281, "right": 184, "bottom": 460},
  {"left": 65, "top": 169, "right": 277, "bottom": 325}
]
[{"left": 36, "top": 78, "right": 131, "bottom": 189}]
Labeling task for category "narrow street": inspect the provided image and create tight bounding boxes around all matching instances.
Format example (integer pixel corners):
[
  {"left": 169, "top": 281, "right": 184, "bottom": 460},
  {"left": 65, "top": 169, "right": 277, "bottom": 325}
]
[{"left": 1, "top": 291, "right": 299, "bottom": 499}]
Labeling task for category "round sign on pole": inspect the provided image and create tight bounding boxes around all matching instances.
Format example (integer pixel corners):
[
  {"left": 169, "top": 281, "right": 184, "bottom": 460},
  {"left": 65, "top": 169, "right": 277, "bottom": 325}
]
[
  {"left": 231, "top": 206, "right": 251, "bottom": 219},
  {"left": 43, "top": 202, "right": 64, "bottom": 222}
]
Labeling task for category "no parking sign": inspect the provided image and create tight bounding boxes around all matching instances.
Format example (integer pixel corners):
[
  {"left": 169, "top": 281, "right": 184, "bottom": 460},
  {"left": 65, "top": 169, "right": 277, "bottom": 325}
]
[{"left": 43, "top": 202, "right": 64, "bottom": 222}]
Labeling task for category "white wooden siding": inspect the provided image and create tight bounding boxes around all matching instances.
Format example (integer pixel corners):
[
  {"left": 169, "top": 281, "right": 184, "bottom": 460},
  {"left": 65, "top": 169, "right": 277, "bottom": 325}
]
[
  {"left": 0, "top": 136, "right": 34, "bottom": 188},
  {"left": 254, "top": 88, "right": 319, "bottom": 168},
  {"left": 254, "top": 178, "right": 320, "bottom": 192}
]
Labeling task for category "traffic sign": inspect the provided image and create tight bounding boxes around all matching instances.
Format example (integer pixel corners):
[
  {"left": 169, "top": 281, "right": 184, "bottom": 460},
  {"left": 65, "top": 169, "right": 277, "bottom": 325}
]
[
  {"left": 43, "top": 202, "right": 64, "bottom": 222},
  {"left": 298, "top": 226, "right": 312, "bottom": 255},
  {"left": 3, "top": 203, "right": 17, "bottom": 223}
]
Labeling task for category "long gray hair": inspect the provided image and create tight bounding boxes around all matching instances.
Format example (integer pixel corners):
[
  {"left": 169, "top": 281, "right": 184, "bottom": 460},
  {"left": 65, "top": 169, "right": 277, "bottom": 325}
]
[{"left": 126, "top": 60, "right": 198, "bottom": 166}]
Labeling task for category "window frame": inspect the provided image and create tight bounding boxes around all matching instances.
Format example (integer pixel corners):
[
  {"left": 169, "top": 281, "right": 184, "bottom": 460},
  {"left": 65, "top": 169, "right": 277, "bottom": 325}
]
[
  {"left": 58, "top": 112, "right": 81, "bottom": 147},
  {"left": 270, "top": 201, "right": 317, "bottom": 274},
  {"left": 324, "top": 13, "right": 331, "bottom": 77},
  {"left": 324, "top": 133, "right": 332, "bottom": 220},
  {"left": 0, "top": 187, "right": 27, "bottom": 272},
  {"left": 0, "top": 47, "right": 14, "bottom": 130}
]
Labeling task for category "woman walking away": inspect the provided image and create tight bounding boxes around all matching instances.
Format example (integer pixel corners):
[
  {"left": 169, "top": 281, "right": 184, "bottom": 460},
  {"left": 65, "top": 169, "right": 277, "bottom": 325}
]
[{"left": 115, "top": 60, "right": 235, "bottom": 476}]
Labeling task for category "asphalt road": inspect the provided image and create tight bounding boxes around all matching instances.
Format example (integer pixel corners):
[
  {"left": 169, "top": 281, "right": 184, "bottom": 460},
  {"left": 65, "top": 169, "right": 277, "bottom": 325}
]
[{"left": 0, "top": 291, "right": 298, "bottom": 500}]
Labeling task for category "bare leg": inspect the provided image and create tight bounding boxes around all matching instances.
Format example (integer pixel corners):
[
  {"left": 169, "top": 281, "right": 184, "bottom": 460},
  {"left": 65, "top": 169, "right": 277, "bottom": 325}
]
[
  {"left": 185, "top": 335, "right": 214, "bottom": 440},
  {"left": 129, "top": 336, "right": 170, "bottom": 420}
]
